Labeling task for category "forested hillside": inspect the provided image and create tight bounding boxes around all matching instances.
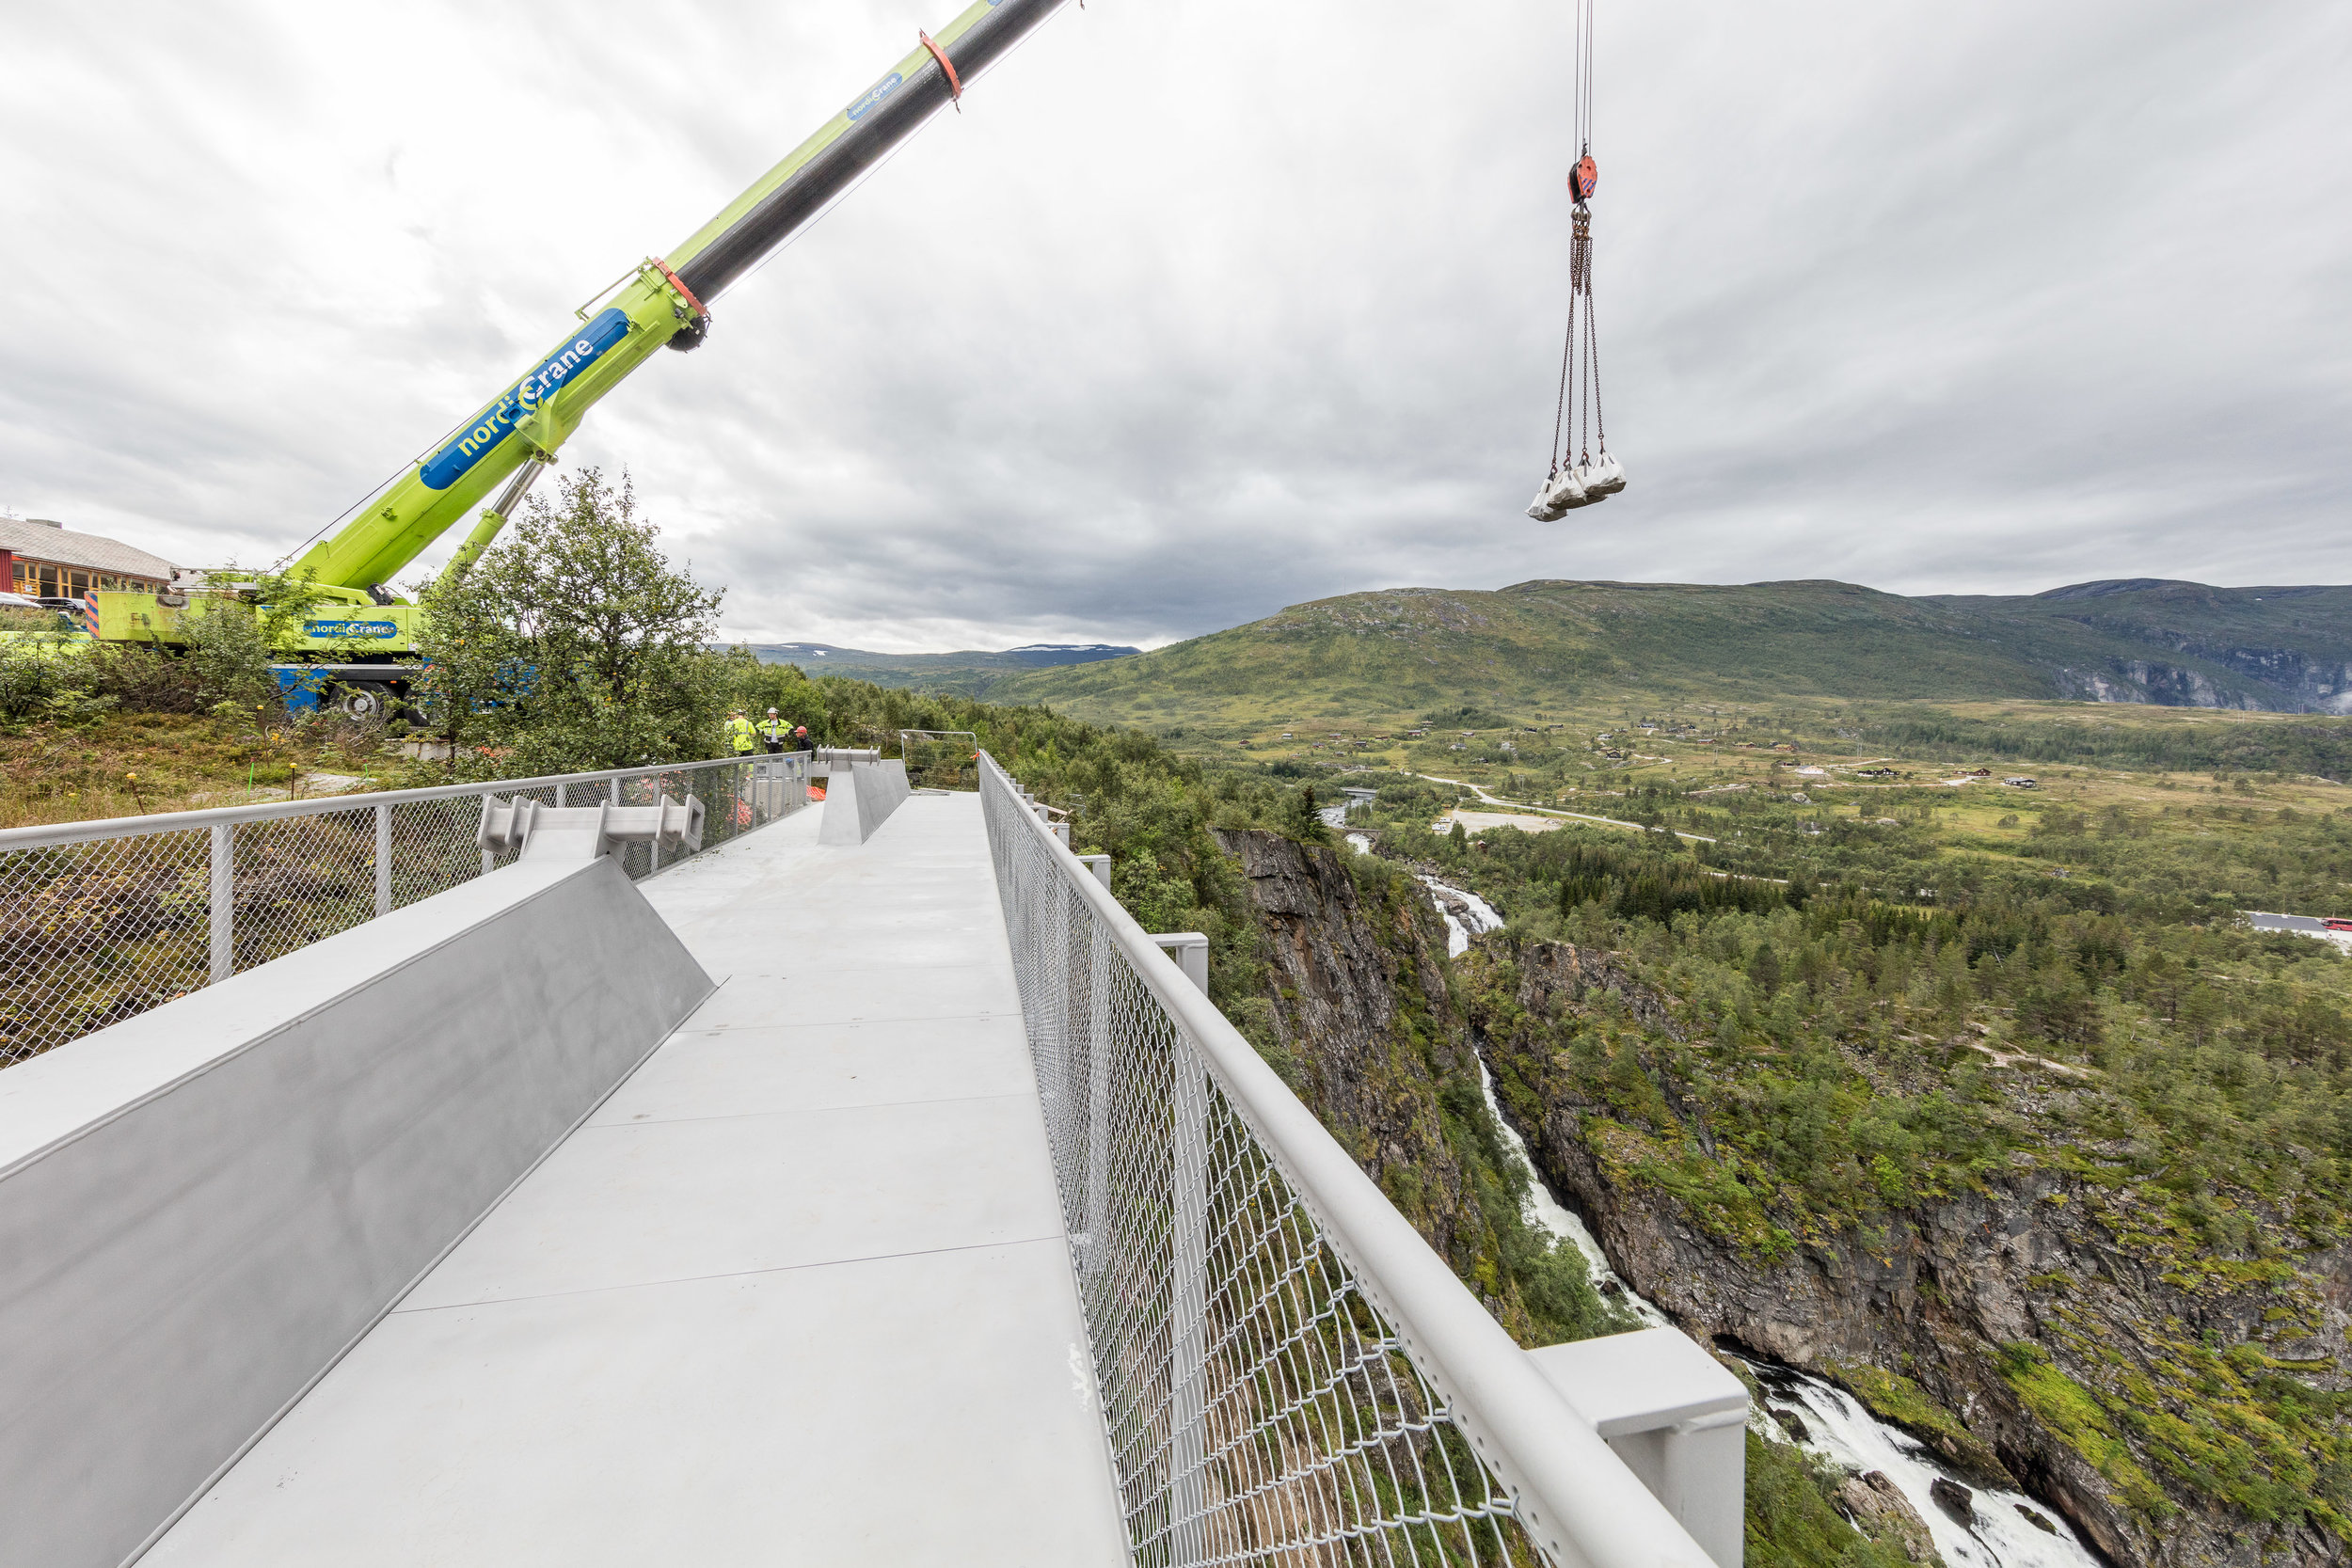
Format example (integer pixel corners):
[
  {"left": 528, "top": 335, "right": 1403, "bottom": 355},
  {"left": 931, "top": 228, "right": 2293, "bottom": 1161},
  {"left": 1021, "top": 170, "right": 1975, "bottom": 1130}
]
[
  {"left": 990, "top": 703, "right": 2352, "bottom": 1568},
  {"left": 953, "top": 578, "right": 2352, "bottom": 730}
]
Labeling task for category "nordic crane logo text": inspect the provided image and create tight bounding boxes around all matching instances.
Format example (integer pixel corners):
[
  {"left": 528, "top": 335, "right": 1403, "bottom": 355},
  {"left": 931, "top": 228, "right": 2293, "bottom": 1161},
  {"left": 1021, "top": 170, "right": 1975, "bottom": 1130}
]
[
  {"left": 420, "top": 307, "right": 632, "bottom": 490},
  {"left": 847, "top": 72, "right": 903, "bottom": 121}
]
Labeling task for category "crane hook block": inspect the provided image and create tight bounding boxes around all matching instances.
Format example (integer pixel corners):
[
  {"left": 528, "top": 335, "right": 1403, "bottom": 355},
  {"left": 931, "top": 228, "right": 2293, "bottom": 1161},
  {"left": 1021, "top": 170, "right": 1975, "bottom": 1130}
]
[{"left": 1570, "top": 155, "right": 1598, "bottom": 203}]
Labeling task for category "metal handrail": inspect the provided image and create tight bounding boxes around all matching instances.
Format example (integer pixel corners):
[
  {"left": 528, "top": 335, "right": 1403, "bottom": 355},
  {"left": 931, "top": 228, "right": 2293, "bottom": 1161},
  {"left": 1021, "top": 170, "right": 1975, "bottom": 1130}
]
[
  {"left": 0, "top": 754, "right": 757, "bottom": 850},
  {"left": 980, "top": 752, "right": 1713, "bottom": 1568},
  {"left": 2, "top": 753, "right": 807, "bottom": 1069}
]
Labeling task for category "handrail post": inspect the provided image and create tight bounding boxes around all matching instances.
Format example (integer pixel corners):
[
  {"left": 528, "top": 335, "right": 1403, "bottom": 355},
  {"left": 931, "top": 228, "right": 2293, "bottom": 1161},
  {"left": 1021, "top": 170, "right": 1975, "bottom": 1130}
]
[
  {"left": 1168, "top": 1052, "right": 1210, "bottom": 1565},
  {"left": 1047, "top": 874, "right": 1076, "bottom": 1155},
  {"left": 373, "top": 804, "right": 392, "bottom": 917},
  {"left": 1082, "top": 923, "right": 1113, "bottom": 1287},
  {"left": 208, "top": 823, "right": 234, "bottom": 983}
]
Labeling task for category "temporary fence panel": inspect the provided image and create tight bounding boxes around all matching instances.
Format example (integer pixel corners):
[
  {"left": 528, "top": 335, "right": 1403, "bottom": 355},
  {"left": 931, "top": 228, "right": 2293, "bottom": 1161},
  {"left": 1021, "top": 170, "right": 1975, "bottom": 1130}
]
[
  {"left": 977, "top": 753, "right": 1713, "bottom": 1568},
  {"left": 0, "top": 753, "right": 809, "bottom": 1068}
]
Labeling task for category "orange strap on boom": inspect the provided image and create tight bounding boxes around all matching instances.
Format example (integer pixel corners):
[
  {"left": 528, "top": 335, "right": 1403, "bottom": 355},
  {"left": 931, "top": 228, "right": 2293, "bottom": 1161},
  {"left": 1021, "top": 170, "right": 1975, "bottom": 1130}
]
[
  {"left": 918, "top": 31, "right": 963, "bottom": 105},
  {"left": 651, "top": 257, "right": 710, "bottom": 321}
]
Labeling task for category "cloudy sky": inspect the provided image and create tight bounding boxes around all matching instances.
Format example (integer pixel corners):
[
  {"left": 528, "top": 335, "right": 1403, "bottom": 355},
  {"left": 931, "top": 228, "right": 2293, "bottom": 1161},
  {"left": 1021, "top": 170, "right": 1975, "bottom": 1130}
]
[{"left": 4, "top": 1, "right": 2346, "bottom": 651}]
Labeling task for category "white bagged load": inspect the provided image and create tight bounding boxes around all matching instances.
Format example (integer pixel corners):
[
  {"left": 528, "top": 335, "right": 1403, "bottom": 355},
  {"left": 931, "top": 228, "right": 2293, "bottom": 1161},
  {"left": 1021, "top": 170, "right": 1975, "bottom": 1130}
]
[
  {"left": 1526, "top": 480, "right": 1567, "bottom": 521},
  {"left": 1569, "top": 458, "right": 1609, "bottom": 505},
  {"left": 1584, "top": 451, "right": 1627, "bottom": 496},
  {"left": 1546, "top": 467, "right": 1591, "bottom": 512}
]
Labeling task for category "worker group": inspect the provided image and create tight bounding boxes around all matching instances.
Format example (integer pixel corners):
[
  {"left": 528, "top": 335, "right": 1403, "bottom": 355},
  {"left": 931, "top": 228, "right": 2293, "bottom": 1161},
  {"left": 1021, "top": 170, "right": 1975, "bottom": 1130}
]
[{"left": 730, "top": 709, "right": 814, "bottom": 756}]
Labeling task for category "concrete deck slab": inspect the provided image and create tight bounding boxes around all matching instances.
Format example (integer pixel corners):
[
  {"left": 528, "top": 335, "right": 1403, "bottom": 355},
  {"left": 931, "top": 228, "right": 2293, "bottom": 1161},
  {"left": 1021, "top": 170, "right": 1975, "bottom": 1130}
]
[
  {"left": 592, "top": 1014, "right": 1037, "bottom": 1120},
  {"left": 402, "top": 1093, "right": 1066, "bottom": 1307},
  {"left": 674, "top": 961, "right": 1022, "bottom": 1028},
  {"left": 147, "top": 796, "right": 1128, "bottom": 1566}
]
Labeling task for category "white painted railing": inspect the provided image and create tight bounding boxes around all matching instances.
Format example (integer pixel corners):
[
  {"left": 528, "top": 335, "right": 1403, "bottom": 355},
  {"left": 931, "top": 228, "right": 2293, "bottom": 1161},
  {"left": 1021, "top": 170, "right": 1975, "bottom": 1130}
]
[{"left": 979, "top": 752, "right": 1718, "bottom": 1568}]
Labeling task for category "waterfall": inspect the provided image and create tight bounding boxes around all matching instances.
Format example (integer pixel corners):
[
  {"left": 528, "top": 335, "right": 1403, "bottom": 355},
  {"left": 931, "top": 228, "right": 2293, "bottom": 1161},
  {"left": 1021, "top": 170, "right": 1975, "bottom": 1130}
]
[{"left": 1427, "top": 876, "right": 2101, "bottom": 1568}]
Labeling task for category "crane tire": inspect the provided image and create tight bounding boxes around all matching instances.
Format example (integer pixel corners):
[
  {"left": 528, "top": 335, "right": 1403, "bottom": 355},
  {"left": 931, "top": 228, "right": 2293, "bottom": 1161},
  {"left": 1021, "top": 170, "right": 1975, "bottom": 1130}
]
[{"left": 337, "top": 682, "right": 393, "bottom": 721}]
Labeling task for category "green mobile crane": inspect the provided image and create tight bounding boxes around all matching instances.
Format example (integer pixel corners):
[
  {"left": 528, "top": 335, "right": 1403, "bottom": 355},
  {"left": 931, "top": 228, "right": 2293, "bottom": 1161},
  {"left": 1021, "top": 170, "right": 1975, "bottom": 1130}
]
[{"left": 93, "top": 0, "right": 1073, "bottom": 718}]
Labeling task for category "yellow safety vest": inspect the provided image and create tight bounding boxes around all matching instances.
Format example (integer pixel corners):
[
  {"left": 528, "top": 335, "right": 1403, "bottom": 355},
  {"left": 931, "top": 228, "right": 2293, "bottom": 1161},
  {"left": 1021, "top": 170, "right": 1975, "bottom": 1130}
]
[
  {"left": 758, "top": 718, "right": 788, "bottom": 742},
  {"left": 727, "top": 717, "right": 757, "bottom": 753}
]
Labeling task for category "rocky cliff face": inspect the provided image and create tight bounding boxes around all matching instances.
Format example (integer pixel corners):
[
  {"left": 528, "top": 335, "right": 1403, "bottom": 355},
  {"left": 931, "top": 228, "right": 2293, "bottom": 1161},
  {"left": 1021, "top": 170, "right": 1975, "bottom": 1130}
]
[
  {"left": 1210, "top": 830, "right": 1635, "bottom": 1350},
  {"left": 1463, "top": 935, "right": 2351, "bottom": 1568},
  {"left": 2050, "top": 654, "right": 2352, "bottom": 713},
  {"left": 1209, "top": 828, "right": 1489, "bottom": 1268},
  {"left": 1202, "top": 833, "right": 1973, "bottom": 1565}
]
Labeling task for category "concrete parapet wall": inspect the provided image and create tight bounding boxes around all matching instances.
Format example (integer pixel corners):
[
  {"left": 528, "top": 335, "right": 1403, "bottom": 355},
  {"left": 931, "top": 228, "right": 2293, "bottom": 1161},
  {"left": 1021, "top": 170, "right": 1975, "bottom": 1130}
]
[
  {"left": 0, "top": 857, "right": 713, "bottom": 1568},
  {"left": 818, "top": 758, "right": 911, "bottom": 845}
]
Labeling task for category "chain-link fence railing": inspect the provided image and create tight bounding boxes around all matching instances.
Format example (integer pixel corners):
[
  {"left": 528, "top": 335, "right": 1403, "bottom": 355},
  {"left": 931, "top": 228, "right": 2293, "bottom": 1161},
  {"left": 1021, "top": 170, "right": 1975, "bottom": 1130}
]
[
  {"left": 0, "top": 753, "right": 809, "bottom": 1069},
  {"left": 898, "top": 729, "right": 980, "bottom": 791},
  {"left": 980, "top": 754, "right": 1700, "bottom": 1568}
]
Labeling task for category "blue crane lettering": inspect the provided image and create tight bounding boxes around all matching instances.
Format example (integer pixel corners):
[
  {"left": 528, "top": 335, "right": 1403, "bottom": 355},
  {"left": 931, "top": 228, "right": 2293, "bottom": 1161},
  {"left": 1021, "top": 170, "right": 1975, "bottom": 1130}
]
[{"left": 419, "top": 307, "right": 633, "bottom": 490}]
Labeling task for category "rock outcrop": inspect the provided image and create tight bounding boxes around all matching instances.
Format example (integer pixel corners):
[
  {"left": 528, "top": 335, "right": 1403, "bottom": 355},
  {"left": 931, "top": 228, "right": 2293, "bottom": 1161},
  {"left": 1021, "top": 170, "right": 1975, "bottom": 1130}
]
[{"left": 1841, "top": 1470, "right": 1944, "bottom": 1567}]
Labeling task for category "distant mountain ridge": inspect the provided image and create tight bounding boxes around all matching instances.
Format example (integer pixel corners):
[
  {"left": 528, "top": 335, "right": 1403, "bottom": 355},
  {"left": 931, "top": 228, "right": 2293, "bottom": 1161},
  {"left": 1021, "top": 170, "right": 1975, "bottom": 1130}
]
[
  {"left": 743, "top": 641, "right": 1137, "bottom": 694},
  {"left": 948, "top": 578, "right": 2352, "bottom": 727}
]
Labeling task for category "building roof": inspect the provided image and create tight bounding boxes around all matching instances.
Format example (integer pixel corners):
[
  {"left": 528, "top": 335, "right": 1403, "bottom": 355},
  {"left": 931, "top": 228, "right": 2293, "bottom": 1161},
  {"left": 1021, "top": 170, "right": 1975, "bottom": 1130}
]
[{"left": 0, "top": 517, "right": 177, "bottom": 581}]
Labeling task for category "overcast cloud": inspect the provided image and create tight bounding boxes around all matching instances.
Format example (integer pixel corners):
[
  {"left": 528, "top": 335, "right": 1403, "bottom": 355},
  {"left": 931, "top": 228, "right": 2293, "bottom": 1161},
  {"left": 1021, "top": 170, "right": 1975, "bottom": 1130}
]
[{"left": 3, "top": 1, "right": 2346, "bottom": 650}]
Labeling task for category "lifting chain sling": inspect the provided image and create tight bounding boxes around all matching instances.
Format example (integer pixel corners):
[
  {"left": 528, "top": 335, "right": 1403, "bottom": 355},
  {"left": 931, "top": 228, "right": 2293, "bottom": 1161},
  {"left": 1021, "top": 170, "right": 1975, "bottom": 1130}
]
[{"left": 1528, "top": 0, "right": 1627, "bottom": 521}]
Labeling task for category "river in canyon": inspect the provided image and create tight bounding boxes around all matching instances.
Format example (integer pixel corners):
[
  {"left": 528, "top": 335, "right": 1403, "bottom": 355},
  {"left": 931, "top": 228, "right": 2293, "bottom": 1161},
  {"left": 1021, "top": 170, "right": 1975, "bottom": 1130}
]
[{"left": 1404, "top": 855, "right": 2101, "bottom": 1568}]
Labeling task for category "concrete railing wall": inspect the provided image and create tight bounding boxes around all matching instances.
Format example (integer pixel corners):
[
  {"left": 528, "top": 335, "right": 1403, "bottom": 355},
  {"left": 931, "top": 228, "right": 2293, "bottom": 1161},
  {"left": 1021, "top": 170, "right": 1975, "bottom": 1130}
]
[
  {"left": 0, "top": 857, "right": 713, "bottom": 1568},
  {"left": 819, "top": 758, "right": 912, "bottom": 846}
]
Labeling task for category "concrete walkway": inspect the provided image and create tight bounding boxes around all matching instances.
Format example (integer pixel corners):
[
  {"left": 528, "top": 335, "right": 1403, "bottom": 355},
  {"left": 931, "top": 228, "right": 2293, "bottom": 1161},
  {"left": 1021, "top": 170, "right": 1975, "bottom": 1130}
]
[{"left": 146, "top": 795, "right": 1129, "bottom": 1565}]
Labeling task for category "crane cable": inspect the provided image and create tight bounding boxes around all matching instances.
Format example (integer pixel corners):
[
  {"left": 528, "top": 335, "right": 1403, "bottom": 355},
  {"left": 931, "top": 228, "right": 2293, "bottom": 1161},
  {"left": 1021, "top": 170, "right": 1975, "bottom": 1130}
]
[{"left": 1551, "top": 0, "right": 1602, "bottom": 479}]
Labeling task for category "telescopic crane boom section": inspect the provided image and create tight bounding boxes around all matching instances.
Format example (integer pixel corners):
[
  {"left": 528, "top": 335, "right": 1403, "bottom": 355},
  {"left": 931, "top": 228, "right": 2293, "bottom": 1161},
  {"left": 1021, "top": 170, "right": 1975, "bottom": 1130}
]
[{"left": 281, "top": 0, "right": 1069, "bottom": 606}]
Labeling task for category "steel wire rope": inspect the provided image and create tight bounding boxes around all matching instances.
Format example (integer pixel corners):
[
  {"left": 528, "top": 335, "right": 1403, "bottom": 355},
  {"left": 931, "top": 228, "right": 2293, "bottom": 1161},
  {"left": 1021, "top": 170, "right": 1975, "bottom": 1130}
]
[
  {"left": 1549, "top": 285, "right": 1578, "bottom": 478},
  {"left": 1577, "top": 0, "right": 1597, "bottom": 160},
  {"left": 1586, "top": 286, "right": 1607, "bottom": 455},
  {"left": 269, "top": 454, "right": 427, "bottom": 574}
]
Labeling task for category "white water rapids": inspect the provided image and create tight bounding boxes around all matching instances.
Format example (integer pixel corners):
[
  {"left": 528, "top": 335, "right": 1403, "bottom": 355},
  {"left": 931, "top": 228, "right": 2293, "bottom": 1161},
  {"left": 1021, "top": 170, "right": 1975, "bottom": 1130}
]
[{"left": 1399, "top": 854, "right": 2100, "bottom": 1568}]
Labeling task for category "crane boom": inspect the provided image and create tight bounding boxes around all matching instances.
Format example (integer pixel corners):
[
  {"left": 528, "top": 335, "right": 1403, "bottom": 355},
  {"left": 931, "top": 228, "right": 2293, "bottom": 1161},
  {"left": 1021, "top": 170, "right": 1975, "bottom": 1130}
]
[{"left": 280, "top": 0, "right": 1069, "bottom": 604}]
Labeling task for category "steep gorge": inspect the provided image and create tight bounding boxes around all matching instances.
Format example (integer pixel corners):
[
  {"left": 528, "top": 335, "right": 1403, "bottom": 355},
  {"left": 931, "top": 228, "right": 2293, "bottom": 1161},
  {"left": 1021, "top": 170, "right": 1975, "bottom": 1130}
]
[
  {"left": 1202, "top": 827, "right": 2350, "bottom": 1568},
  {"left": 1208, "top": 828, "right": 1933, "bottom": 1565},
  {"left": 1208, "top": 827, "right": 1529, "bottom": 1314},
  {"left": 1461, "top": 934, "right": 2351, "bottom": 1568}
]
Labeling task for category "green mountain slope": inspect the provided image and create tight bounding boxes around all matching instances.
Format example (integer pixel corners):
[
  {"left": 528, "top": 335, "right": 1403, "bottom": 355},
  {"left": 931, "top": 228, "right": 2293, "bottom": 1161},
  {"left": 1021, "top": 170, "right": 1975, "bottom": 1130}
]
[
  {"left": 741, "top": 641, "right": 1138, "bottom": 696},
  {"left": 1925, "top": 579, "right": 2352, "bottom": 709},
  {"left": 974, "top": 578, "right": 2352, "bottom": 731}
]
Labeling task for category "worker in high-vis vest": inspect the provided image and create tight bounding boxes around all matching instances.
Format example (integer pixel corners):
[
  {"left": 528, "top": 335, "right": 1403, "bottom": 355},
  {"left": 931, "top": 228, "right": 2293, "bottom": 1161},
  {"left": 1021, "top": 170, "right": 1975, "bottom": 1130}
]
[
  {"left": 726, "top": 712, "right": 757, "bottom": 755},
  {"left": 758, "top": 708, "right": 789, "bottom": 754}
]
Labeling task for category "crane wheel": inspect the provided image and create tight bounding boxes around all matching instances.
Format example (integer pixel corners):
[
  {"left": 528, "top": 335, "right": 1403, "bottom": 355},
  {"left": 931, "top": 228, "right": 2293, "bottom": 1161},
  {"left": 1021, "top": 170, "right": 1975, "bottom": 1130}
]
[{"left": 337, "top": 682, "right": 394, "bottom": 721}]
